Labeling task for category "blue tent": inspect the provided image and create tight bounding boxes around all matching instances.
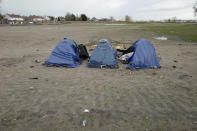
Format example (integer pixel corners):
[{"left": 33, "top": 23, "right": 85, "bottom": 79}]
[
  {"left": 44, "top": 38, "right": 81, "bottom": 68},
  {"left": 87, "top": 39, "right": 118, "bottom": 68},
  {"left": 128, "top": 39, "right": 160, "bottom": 70}
]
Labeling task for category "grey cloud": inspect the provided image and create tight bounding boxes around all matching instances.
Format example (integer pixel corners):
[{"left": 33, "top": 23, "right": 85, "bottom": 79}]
[{"left": 1, "top": 0, "right": 196, "bottom": 20}]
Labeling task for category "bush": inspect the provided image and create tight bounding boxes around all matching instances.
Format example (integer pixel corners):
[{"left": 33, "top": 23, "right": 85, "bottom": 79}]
[{"left": 80, "top": 14, "right": 87, "bottom": 21}]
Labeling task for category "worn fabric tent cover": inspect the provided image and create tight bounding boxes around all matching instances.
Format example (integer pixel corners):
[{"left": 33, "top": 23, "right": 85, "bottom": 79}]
[
  {"left": 44, "top": 38, "right": 81, "bottom": 68},
  {"left": 87, "top": 39, "right": 118, "bottom": 68},
  {"left": 128, "top": 39, "right": 160, "bottom": 70}
]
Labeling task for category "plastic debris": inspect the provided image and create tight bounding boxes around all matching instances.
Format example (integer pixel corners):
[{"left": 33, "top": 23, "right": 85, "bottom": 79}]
[
  {"left": 82, "top": 120, "right": 87, "bottom": 127},
  {"left": 35, "top": 59, "right": 41, "bottom": 63},
  {"left": 29, "top": 77, "right": 39, "bottom": 80},
  {"left": 100, "top": 65, "right": 106, "bottom": 69},
  {"left": 154, "top": 36, "right": 168, "bottom": 40},
  {"left": 172, "top": 66, "right": 177, "bottom": 68},
  {"left": 119, "top": 52, "right": 134, "bottom": 62},
  {"left": 84, "top": 109, "right": 89, "bottom": 113}
]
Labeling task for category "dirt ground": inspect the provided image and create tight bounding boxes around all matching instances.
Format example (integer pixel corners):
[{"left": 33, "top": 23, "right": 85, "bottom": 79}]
[{"left": 0, "top": 23, "right": 197, "bottom": 131}]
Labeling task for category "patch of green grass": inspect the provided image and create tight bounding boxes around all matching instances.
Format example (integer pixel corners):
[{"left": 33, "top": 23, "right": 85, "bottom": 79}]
[
  {"left": 143, "top": 24, "right": 197, "bottom": 43},
  {"left": 112, "top": 21, "right": 149, "bottom": 24}
]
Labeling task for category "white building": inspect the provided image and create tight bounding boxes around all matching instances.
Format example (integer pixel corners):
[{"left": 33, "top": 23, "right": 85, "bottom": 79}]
[
  {"left": 29, "top": 16, "right": 50, "bottom": 23},
  {"left": 4, "top": 14, "right": 24, "bottom": 24}
]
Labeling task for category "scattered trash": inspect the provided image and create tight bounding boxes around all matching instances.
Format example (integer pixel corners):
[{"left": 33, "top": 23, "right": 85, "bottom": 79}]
[
  {"left": 100, "top": 65, "right": 106, "bottom": 69},
  {"left": 114, "top": 44, "right": 126, "bottom": 50},
  {"left": 35, "top": 60, "right": 41, "bottom": 63},
  {"left": 119, "top": 52, "right": 134, "bottom": 64},
  {"left": 82, "top": 120, "right": 87, "bottom": 127},
  {"left": 30, "top": 66, "right": 34, "bottom": 68},
  {"left": 172, "top": 66, "right": 177, "bottom": 68},
  {"left": 78, "top": 44, "right": 89, "bottom": 60},
  {"left": 154, "top": 36, "right": 168, "bottom": 40},
  {"left": 84, "top": 109, "right": 89, "bottom": 113},
  {"left": 29, "top": 77, "right": 39, "bottom": 80}
]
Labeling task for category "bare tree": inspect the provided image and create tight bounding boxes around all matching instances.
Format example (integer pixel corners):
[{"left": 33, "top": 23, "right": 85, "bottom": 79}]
[{"left": 194, "top": 1, "right": 197, "bottom": 16}]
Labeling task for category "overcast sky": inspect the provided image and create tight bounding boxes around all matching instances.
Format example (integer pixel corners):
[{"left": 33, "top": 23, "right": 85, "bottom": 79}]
[{"left": 1, "top": 0, "right": 196, "bottom": 20}]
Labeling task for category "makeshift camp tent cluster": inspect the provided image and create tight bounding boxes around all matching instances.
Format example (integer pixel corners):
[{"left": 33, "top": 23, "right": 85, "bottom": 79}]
[
  {"left": 128, "top": 39, "right": 160, "bottom": 70},
  {"left": 87, "top": 39, "right": 118, "bottom": 68},
  {"left": 44, "top": 38, "right": 81, "bottom": 68},
  {"left": 44, "top": 38, "right": 160, "bottom": 70}
]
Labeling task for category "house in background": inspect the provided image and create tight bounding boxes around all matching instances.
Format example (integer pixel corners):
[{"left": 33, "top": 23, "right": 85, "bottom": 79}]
[
  {"left": 28, "top": 15, "right": 50, "bottom": 24},
  {"left": 4, "top": 14, "right": 24, "bottom": 24}
]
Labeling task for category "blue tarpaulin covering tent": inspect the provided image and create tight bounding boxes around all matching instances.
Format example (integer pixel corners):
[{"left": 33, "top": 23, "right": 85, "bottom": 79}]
[
  {"left": 87, "top": 39, "right": 118, "bottom": 68},
  {"left": 44, "top": 38, "right": 81, "bottom": 68},
  {"left": 128, "top": 39, "right": 160, "bottom": 70}
]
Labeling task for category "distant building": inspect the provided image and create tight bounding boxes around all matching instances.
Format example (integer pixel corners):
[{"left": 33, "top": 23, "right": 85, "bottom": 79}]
[
  {"left": 28, "top": 15, "right": 50, "bottom": 23},
  {"left": 43, "top": 16, "right": 50, "bottom": 21},
  {"left": 99, "top": 18, "right": 111, "bottom": 22},
  {"left": 4, "top": 14, "right": 24, "bottom": 24},
  {"left": 29, "top": 15, "right": 44, "bottom": 23},
  {"left": 90, "top": 17, "right": 98, "bottom": 22}
]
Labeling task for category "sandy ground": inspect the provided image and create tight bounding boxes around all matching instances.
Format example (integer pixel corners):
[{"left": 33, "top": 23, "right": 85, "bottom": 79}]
[{"left": 0, "top": 24, "right": 197, "bottom": 131}]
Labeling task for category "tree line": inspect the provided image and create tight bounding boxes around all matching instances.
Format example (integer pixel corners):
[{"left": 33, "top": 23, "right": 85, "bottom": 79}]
[
  {"left": 1, "top": 0, "right": 197, "bottom": 22},
  {"left": 53, "top": 13, "right": 88, "bottom": 22}
]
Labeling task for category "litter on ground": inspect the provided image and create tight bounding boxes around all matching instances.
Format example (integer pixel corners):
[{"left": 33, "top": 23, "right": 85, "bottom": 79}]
[
  {"left": 84, "top": 109, "right": 89, "bottom": 113},
  {"left": 154, "top": 36, "right": 168, "bottom": 40}
]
